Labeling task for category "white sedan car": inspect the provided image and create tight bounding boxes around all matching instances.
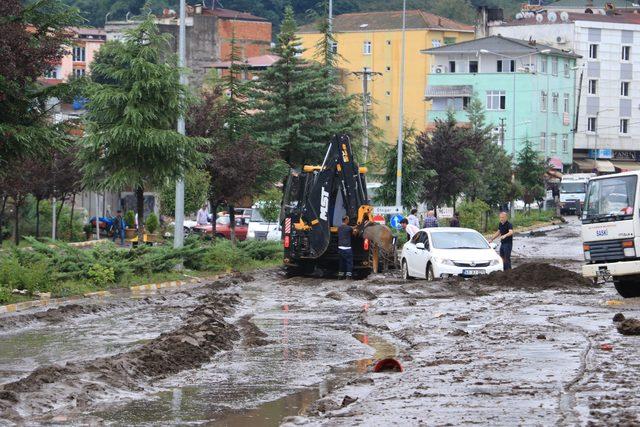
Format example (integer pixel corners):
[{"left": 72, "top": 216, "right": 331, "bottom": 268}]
[{"left": 400, "top": 227, "right": 503, "bottom": 280}]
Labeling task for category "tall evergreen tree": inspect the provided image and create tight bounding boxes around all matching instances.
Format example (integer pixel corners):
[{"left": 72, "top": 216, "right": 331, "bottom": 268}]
[
  {"left": 78, "top": 17, "right": 204, "bottom": 241},
  {"left": 516, "top": 139, "right": 548, "bottom": 208},
  {"left": 250, "top": 6, "right": 359, "bottom": 167}
]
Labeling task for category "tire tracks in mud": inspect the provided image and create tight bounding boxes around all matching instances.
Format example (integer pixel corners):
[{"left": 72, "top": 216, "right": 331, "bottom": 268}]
[{"left": 0, "top": 273, "right": 257, "bottom": 424}]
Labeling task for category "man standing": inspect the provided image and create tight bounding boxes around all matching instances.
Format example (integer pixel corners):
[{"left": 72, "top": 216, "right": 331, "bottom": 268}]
[
  {"left": 407, "top": 208, "right": 420, "bottom": 228},
  {"left": 338, "top": 215, "right": 354, "bottom": 279},
  {"left": 423, "top": 210, "right": 438, "bottom": 228},
  {"left": 112, "top": 210, "right": 126, "bottom": 246},
  {"left": 489, "top": 212, "right": 514, "bottom": 270},
  {"left": 449, "top": 212, "right": 460, "bottom": 227},
  {"left": 196, "top": 204, "right": 209, "bottom": 226},
  {"left": 400, "top": 218, "right": 419, "bottom": 240}
]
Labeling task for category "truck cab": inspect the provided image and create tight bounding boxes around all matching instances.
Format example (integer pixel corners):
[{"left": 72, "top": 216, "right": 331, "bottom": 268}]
[
  {"left": 560, "top": 173, "right": 594, "bottom": 214},
  {"left": 581, "top": 171, "right": 640, "bottom": 297}
]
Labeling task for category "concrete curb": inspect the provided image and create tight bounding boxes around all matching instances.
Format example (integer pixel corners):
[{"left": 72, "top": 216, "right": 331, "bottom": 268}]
[{"left": 0, "top": 275, "right": 219, "bottom": 315}]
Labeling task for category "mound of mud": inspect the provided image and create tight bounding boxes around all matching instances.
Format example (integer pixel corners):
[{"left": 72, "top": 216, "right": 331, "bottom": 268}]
[
  {"left": 617, "top": 318, "right": 640, "bottom": 336},
  {"left": 471, "top": 263, "right": 593, "bottom": 289},
  {"left": 0, "top": 303, "right": 110, "bottom": 331},
  {"left": 0, "top": 276, "right": 251, "bottom": 422},
  {"left": 237, "top": 315, "right": 272, "bottom": 347}
]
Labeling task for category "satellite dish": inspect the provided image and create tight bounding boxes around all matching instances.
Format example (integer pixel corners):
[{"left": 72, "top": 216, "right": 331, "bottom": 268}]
[
  {"left": 548, "top": 11, "right": 557, "bottom": 22},
  {"left": 516, "top": 12, "right": 524, "bottom": 19},
  {"left": 560, "top": 11, "right": 569, "bottom": 22},
  {"left": 536, "top": 14, "right": 544, "bottom": 22}
]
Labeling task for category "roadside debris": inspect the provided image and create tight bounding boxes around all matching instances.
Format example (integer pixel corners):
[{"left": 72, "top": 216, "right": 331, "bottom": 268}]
[
  {"left": 325, "top": 291, "right": 344, "bottom": 300},
  {"left": 617, "top": 318, "right": 640, "bottom": 336},
  {"left": 600, "top": 344, "right": 614, "bottom": 351},
  {"left": 373, "top": 358, "right": 403, "bottom": 373},
  {"left": 613, "top": 313, "right": 625, "bottom": 322},
  {"left": 473, "top": 262, "right": 593, "bottom": 289}
]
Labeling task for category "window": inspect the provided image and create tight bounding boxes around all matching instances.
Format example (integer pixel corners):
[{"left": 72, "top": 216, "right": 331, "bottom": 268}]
[
  {"left": 486, "top": 90, "right": 506, "bottom": 110},
  {"left": 386, "top": 40, "right": 391, "bottom": 45},
  {"left": 386, "top": 91, "right": 391, "bottom": 96},
  {"left": 497, "top": 59, "right": 514, "bottom": 72},
  {"left": 469, "top": 60, "right": 478, "bottom": 73},
  {"left": 621, "top": 81, "right": 630, "bottom": 97},
  {"left": 620, "top": 118, "right": 629, "bottom": 134},
  {"left": 443, "top": 37, "right": 456, "bottom": 45},
  {"left": 72, "top": 46, "right": 86, "bottom": 62},
  {"left": 550, "top": 133, "right": 557, "bottom": 153},
  {"left": 588, "top": 79, "right": 597, "bottom": 95},
  {"left": 73, "top": 68, "right": 85, "bottom": 78},
  {"left": 540, "top": 57, "right": 547, "bottom": 73},
  {"left": 562, "top": 134, "right": 569, "bottom": 153},
  {"left": 552, "top": 92, "right": 559, "bottom": 113},
  {"left": 622, "top": 45, "right": 631, "bottom": 61},
  {"left": 564, "top": 62, "right": 570, "bottom": 77},
  {"left": 497, "top": 60, "right": 502, "bottom": 72},
  {"left": 449, "top": 61, "right": 456, "bottom": 73},
  {"left": 385, "top": 115, "right": 391, "bottom": 121},
  {"left": 540, "top": 91, "right": 547, "bottom": 111},
  {"left": 540, "top": 132, "right": 547, "bottom": 151},
  {"left": 462, "top": 97, "right": 470, "bottom": 109},
  {"left": 509, "top": 60, "right": 515, "bottom": 72},
  {"left": 386, "top": 66, "right": 391, "bottom": 71},
  {"left": 363, "top": 41, "right": 372, "bottom": 55},
  {"left": 589, "top": 44, "right": 598, "bottom": 59},
  {"left": 587, "top": 116, "right": 597, "bottom": 132},
  {"left": 44, "top": 68, "right": 57, "bottom": 79},
  {"left": 432, "top": 39, "right": 441, "bottom": 47},
  {"left": 552, "top": 57, "right": 558, "bottom": 76},
  {"left": 563, "top": 93, "right": 570, "bottom": 113}
]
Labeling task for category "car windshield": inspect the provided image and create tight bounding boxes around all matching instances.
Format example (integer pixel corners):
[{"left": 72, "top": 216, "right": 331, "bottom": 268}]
[
  {"left": 430, "top": 231, "right": 489, "bottom": 249},
  {"left": 250, "top": 209, "right": 264, "bottom": 222},
  {"left": 583, "top": 175, "right": 637, "bottom": 222},
  {"left": 561, "top": 182, "right": 586, "bottom": 193},
  {"left": 216, "top": 216, "right": 230, "bottom": 225}
]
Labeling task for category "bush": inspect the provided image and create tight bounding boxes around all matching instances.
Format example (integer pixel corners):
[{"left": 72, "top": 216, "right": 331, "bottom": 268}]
[
  {"left": 146, "top": 213, "right": 159, "bottom": 234},
  {"left": 0, "top": 286, "right": 10, "bottom": 304},
  {"left": 87, "top": 264, "right": 116, "bottom": 287},
  {"left": 124, "top": 210, "right": 136, "bottom": 228},
  {"left": 458, "top": 199, "right": 490, "bottom": 232},
  {"left": 238, "top": 240, "right": 281, "bottom": 260},
  {"left": 0, "top": 253, "right": 52, "bottom": 293}
]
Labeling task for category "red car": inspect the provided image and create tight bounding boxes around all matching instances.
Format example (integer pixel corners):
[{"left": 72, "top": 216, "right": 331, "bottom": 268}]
[{"left": 194, "top": 215, "right": 249, "bottom": 241}]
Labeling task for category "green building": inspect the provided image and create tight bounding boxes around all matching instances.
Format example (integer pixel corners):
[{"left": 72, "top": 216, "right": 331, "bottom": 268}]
[{"left": 422, "top": 35, "right": 581, "bottom": 170}]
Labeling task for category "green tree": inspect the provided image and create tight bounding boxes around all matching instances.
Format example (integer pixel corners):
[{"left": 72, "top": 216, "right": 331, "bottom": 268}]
[
  {"left": 374, "top": 128, "right": 428, "bottom": 209},
  {"left": 78, "top": 17, "right": 204, "bottom": 241},
  {"left": 159, "top": 168, "right": 210, "bottom": 218},
  {"left": 250, "top": 6, "right": 359, "bottom": 167},
  {"left": 464, "top": 96, "right": 514, "bottom": 207},
  {"left": 257, "top": 187, "right": 282, "bottom": 225},
  {"left": 516, "top": 139, "right": 548, "bottom": 208}
]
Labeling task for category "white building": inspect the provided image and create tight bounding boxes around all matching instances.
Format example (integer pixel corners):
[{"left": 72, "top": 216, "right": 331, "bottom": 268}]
[{"left": 490, "top": 11, "right": 640, "bottom": 172}]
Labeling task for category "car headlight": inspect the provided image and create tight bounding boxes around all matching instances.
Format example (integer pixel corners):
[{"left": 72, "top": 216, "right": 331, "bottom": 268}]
[
  {"left": 489, "top": 259, "right": 500, "bottom": 266},
  {"left": 432, "top": 257, "right": 454, "bottom": 266},
  {"left": 624, "top": 248, "right": 636, "bottom": 257},
  {"left": 584, "top": 251, "right": 591, "bottom": 261}
]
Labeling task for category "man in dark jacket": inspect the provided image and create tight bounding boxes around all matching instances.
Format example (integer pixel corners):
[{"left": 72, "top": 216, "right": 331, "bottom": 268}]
[
  {"left": 112, "top": 210, "right": 126, "bottom": 246},
  {"left": 338, "top": 215, "right": 354, "bottom": 279}
]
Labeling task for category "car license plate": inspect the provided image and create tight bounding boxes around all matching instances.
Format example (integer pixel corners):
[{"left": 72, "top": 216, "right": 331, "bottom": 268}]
[{"left": 462, "top": 269, "right": 485, "bottom": 276}]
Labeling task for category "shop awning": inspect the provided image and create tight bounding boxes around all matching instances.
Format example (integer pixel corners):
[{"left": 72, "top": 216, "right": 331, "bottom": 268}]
[
  {"left": 574, "top": 159, "right": 595, "bottom": 172},
  {"left": 596, "top": 160, "right": 615, "bottom": 173},
  {"left": 611, "top": 161, "right": 640, "bottom": 171},
  {"left": 425, "top": 85, "right": 473, "bottom": 99},
  {"left": 548, "top": 157, "right": 563, "bottom": 170},
  {"left": 573, "top": 159, "right": 615, "bottom": 173}
]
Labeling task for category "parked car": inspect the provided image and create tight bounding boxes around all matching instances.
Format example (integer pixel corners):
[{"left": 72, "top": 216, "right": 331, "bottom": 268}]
[
  {"left": 400, "top": 227, "right": 503, "bottom": 280},
  {"left": 194, "top": 215, "right": 249, "bottom": 241},
  {"left": 247, "top": 206, "right": 281, "bottom": 240}
]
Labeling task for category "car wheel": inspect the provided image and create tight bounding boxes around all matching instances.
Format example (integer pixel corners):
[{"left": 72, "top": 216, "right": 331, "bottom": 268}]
[
  {"left": 614, "top": 276, "right": 640, "bottom": 298},
  {"left": 426, "top": 264, "right": 435, "bottom": 281},
  {"left": 402, "top": 260, "right": 412, "bottom": 280}
]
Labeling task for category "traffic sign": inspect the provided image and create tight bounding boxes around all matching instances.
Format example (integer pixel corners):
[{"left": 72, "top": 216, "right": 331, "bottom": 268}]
[
  {"left": 390, "top": 214, "right": 404, "bottom": 229},
  {"left": 437, "top": 207, "right": 454, "bottom": 218},
  {"left": 373, "top": 206, "right": 403, "bottom": 215}
]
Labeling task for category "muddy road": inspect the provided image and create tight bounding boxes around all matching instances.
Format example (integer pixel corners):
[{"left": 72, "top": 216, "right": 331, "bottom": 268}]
[{"left": 2, "top": 217, "right": 640, "bottom": 425}]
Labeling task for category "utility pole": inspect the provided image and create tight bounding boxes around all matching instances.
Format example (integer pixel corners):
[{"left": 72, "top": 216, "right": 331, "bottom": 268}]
[
  {"left": 395, "top": 0, "right": 406, "bottom": 208},
  {"left": 174, "top": 0, "right": 187, "bottom": 249},
  {"left": 328, "top": 0, "right": 333, "bottom": 34},
  {"left": 498, "top": 117, "right": 506, "bottom": 148},
  {"left": 351, "top": 68, "right": 382, "bottom": 164}
]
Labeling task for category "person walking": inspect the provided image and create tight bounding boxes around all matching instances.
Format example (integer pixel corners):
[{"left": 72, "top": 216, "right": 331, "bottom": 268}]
[
  {"left": 423, "top": 210, "right": 438, "bottom": 228},
  {"left": 449, "top": 212, "right": 460, "bottom": 227},
  {"left": 338, "top": 215, "right": 355, "bottom": 279},
  {"left": 407, "top": 209, "right": 420, "bottom": 228},
  {"left": 112, "top": 210, "right": 126, "bottom": 246},
  {"left": 489, "top": 211, "right": 514, "bottom": 270},
  {"left": 400, "top": 218, "right": 419, "bottom": 240},
  {"left": 196, "top": 204, "right": 209, "bottom": 226}
]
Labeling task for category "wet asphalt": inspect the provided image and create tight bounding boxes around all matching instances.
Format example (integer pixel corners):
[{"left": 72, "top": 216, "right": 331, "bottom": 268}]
[{"left": 2, "top": 217, "right": 640, "bottom": 425}]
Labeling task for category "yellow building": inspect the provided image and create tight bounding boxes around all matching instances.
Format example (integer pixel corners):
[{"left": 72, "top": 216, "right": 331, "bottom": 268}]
[{"left": 298, "top": 10, "right": 474, "bottom": 148}]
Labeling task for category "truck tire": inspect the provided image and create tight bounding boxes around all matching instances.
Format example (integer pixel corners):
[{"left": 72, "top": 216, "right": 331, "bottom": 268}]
[{"left": 614, "top": 276, "right": 640, "bottom": 298}]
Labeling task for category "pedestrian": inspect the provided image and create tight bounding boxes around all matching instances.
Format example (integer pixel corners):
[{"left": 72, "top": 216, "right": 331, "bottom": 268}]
[
  {"left": 449, "top": 212, "right": 460, "bottom": 227},
  {"left": 338, "top": 215, "right": 355, "bottom": 280},
  {"left": 489, "top": 211, "right": 514, "bottom": 270},
  {"left": 196, "top": 204, "right": 209, "bottom": 226},
  {"left": 400, "top": 218, "right": 419, "bottom": 240},
  {"left": 407, "top": 208, "right": 420, "bottom": 228},
  {"left": 423, "top": 210, "right": 438, "bottom": 228},
  {"left": 112, "top": 210, "right": 126, "bottom": 246}
]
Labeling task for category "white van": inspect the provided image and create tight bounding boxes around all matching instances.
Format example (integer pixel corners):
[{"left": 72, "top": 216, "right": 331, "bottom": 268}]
[{"left": 247, "top": 205, "right": 281, "bottom": 240}]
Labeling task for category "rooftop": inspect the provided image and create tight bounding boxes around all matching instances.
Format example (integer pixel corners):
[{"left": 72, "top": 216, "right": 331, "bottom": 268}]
[
  {"left": 421, "top": 35, "right": 581, "bottom": 58},
  {"left": 547, "top": 0, "right": 640, "bottom": 9},
  {"left": 298, "top": 9, "right": 473, "bottom": 33},
  {"left": 211, "top": 54, "right": 280, "bottom": 69},
  {"left": 501, "top": 10, "right": 640, "bottom": 26},
  {"left": 198, "top": 7, "right": 268, "bottom": 22}
]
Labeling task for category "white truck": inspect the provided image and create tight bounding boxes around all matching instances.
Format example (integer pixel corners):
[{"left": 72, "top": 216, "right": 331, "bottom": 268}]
[
  {"left": 582, "top": 171, "right": 640, "bottom": 297},
  {"left": 559, "top": 173, "right": 594, "bottom": 215}
]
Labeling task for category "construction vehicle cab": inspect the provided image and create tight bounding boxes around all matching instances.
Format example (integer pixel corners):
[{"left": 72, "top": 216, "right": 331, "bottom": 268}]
[{"left": 281, "top": 135, "right": 372, "bottom": 278}]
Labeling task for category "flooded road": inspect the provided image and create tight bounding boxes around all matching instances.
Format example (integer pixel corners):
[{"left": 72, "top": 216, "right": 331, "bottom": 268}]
[{"left": 2, "top": 217, "right": 640, "bottom": 425}]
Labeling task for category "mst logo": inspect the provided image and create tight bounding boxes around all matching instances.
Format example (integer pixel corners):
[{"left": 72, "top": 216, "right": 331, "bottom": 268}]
[
  {"left": 320, "top": 187, "right": 329, "bottom": 221},
  {"left": 596, "top": 228, "right": 609, "bottom": 237}
]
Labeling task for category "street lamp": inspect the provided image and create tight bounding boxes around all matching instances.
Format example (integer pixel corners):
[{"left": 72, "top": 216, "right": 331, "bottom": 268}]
[
  {"left": 174, "top": 0, "right": 187, "bottom": 249},
  {"left": 395, "top": 0, "right": 406, "bottom": 208}
]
